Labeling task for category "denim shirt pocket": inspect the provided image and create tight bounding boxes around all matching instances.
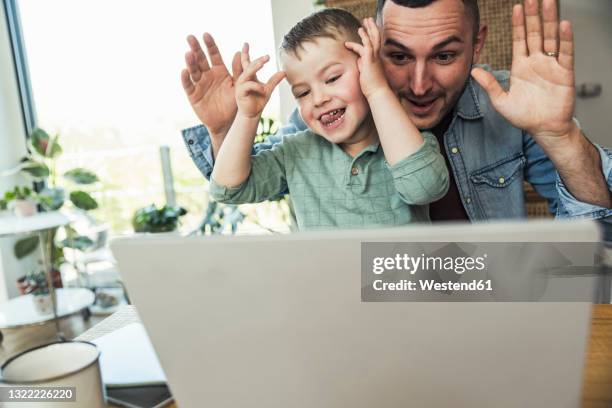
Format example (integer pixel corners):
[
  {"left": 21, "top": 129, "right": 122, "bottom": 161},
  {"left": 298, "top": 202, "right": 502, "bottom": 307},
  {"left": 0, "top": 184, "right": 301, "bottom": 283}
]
[{"left": 469, "top": 153, "right": 526, "bottom": 219}]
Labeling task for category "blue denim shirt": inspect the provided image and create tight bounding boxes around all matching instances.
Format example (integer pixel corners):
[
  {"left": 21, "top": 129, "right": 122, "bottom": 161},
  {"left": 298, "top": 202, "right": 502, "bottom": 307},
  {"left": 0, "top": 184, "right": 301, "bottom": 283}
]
[{"left": 182, "top": 67, "right": 612, "bottom": 221}]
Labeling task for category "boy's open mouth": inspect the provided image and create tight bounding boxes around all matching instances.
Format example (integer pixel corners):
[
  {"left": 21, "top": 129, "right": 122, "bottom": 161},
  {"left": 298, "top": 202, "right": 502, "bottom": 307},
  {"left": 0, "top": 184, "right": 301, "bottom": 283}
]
[{"left": 319, "top": 108, "right": 346, "bottom": 129}]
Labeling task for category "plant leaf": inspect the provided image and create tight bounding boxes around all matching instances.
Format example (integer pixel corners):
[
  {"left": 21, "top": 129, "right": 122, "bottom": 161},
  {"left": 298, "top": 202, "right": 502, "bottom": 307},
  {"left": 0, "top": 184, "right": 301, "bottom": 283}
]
[
  {"left": 59, "top": 235, "right": 95, "bottom": 251},
  {"left": 46, "top": 134, "right": 63, "bottom": 158},
  {"left": 38, "top": 187, "right": 65, "bottom": 210},
  {"left": 69, "top": 191, "right": 98, "bottom": 210},
  {"left": 14, "top": 236, "right": 40, "bottom": 259},
  {"left": 29, "top": 128, "right": 51, "bottom": 157},
  {"left": 20, "top": 159, "right": 50, "bottom": 179},
  {"left": 64, "top": 168, "right": 99, "bottom": 184}
]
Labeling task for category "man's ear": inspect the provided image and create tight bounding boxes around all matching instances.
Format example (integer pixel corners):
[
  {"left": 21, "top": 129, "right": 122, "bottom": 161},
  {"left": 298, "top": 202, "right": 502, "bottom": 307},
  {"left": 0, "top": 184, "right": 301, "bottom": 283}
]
[{"left": 472, "top": 24, "right": 488, "bottom": 64}]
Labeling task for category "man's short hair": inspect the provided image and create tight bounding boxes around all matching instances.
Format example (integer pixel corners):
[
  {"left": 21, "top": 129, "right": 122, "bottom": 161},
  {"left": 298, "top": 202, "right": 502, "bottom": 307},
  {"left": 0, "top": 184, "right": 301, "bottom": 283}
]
[
  {"left": 375, "top": 0, "right": 480, "bottom": 40},
  {"left": 281, "top": 8, "right": 362, "bottom": 57}
]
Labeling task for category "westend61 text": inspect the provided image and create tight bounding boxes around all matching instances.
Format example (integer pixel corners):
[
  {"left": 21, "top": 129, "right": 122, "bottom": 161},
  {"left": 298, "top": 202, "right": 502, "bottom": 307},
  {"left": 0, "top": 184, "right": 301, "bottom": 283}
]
[{"left": 372, "top": 279, "right": 493, "bottom": 292}]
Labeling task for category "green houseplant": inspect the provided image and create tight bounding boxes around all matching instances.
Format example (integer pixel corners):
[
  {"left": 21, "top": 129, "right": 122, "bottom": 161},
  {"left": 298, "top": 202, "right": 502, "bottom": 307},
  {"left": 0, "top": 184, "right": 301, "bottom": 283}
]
[
  {"left": 132, "top": 204, "right": 187, "bottom": 233},
  {"left": 1, "top": 128, "right": 102, "bottom": 284}
]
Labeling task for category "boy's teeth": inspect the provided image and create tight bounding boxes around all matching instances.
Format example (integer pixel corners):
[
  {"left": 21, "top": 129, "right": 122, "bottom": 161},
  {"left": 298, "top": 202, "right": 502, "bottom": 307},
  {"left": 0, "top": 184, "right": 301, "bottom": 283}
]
[{"left": 320, "top": 108, "right": 345, "bottom": 125}]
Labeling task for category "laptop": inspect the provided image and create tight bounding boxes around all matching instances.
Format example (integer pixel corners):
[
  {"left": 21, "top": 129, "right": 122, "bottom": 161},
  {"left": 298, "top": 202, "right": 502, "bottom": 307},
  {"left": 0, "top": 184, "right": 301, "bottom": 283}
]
[{"left": 110, "top": 219, "right": 601, "bottom": 408}]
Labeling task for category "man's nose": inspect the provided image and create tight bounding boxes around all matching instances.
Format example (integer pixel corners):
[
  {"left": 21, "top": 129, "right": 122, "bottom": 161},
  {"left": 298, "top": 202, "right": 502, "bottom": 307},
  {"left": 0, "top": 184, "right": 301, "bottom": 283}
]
[{"left": 409, "top": 61, "right": 433, "bottom": 96}]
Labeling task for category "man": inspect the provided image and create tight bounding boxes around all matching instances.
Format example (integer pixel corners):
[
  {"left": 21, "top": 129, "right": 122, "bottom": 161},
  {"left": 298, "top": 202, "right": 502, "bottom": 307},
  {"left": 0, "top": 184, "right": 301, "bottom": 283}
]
[{"left": 180, "top": 0, "right": 611, "bottom": 221}]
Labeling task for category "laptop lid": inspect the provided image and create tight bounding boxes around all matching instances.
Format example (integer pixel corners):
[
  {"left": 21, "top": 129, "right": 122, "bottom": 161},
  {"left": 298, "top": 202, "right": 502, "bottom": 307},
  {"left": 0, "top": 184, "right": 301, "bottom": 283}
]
[{"left": 111, "top": 219, "right": 600, "bottom": 408}]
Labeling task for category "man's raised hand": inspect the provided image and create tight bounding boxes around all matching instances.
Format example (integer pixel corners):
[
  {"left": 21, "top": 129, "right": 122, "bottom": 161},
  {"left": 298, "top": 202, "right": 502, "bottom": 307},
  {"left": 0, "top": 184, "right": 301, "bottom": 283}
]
[
  {"left": 471, "top": 0, "right": 576, "bottom": 146},
  {"left": 180, "top": 33, "right": 242, "bottom": 137}
]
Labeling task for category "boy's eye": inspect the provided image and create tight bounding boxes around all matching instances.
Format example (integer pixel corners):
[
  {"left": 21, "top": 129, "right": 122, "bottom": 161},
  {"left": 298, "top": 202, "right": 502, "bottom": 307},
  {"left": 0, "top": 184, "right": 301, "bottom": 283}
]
[
  {"left": 433, "top": 52, "right": 456, "bottom": 64},
  {"left": 295, "top": 90, "right": 310, "bottom": 99},
  {"left": 326, "top": 75, "right": 340, "bottom": 84}
]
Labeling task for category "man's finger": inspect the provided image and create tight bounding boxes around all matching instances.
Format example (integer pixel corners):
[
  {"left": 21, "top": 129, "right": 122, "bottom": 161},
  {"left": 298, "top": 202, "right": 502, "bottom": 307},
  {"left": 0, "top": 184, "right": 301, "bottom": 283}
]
[
  {"left": 368, "top": 18, "right": 381, "bottom": 54},
  {"left": 542, "top": 0, "right": 559, "bottom": 55},
  {"left": 232, "top": 51, "right": 243, "bottom": 79},
  {"left": 558, "top": 20, "right": 574, "bottom": 71},
  {"left": 265, "top": 71, "right": 286, "bottom": 94},
  {"left": 185, "top": 52, "right": 202, "bottom": 82},
  {"left": 181, "top": 69, "right": 196, "bottom": 95},
  {"left": 358, "top": 27, "right": 372, "bottom": 52},
  {"left": 204, "top": 32, "right": 225, "bottom": 67},
  {"left": 471, "top": 68, "right": 507, "bottom": 107},
  {"left": 524, "top": 0, "right": 543, "bottom": 55},
  {"left": 187, "top": 35, "right": 210, "bottom": 72},
  {"left": 512, "top": 4, "right": 528, "bottom": 58}
]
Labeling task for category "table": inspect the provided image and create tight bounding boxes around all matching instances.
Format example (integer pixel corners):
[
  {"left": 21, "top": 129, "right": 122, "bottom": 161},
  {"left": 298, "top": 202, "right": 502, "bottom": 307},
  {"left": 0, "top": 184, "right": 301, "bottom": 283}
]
[{"left": 79, "top": 305, "right": 612, "bottom": 408}]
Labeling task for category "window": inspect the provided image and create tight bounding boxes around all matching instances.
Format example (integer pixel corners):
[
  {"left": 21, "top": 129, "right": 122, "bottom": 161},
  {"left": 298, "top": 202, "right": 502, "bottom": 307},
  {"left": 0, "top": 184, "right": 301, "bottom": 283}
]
[{"left": 17, "top": 0, "right": 288, "bottom": 233}]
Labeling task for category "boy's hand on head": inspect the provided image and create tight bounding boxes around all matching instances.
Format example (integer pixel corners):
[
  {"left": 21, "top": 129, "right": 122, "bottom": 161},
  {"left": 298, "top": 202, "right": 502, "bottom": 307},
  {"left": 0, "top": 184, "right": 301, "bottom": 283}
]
[
  {"left": 235, "top": 44, "right": 286, "bottom": 119},
  {"left": 344, "top": 18, "right": 389, "bottom": 99}
]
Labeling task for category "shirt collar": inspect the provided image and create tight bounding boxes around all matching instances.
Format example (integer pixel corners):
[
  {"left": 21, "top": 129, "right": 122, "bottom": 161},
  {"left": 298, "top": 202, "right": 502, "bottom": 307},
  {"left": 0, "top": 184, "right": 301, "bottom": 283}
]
[{"left": 455, "top": 76, "right": 485, "bottom": 120}]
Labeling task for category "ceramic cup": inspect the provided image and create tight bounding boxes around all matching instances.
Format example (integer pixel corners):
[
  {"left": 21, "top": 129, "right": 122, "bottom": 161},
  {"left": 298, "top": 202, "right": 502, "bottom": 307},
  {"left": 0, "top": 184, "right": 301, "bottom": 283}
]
[{"left": 0, "top": 341, "right": 105, "bottom": 407}]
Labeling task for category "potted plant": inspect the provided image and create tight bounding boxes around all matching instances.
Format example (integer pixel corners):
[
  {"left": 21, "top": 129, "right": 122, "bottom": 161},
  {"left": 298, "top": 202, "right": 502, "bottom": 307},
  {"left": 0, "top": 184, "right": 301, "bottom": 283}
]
[
  {"left": 0, "top": 186, "right": 38, "bottom": 217},
  {"left": 132, "top": 204, "right": 187, "bottom": 233},
  {"left": 24, "top": 270, "right": 52, "bottom": 314},
  {"left": 2, "top": 128, "right": 102, "bottom": 286}
]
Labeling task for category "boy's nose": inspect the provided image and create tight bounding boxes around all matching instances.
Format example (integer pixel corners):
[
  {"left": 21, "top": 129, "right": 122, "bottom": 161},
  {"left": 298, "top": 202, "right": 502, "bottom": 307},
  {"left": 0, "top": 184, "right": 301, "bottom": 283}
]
[{"left": 312, "top": 88, "right": 331, "bottom": 107}]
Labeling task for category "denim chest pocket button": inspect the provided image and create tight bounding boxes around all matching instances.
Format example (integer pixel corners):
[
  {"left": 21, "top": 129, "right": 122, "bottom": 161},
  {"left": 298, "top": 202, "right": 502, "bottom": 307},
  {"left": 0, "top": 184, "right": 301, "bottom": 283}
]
[{"left": 469, "top": 154, "right": 526, "bottom": 188}]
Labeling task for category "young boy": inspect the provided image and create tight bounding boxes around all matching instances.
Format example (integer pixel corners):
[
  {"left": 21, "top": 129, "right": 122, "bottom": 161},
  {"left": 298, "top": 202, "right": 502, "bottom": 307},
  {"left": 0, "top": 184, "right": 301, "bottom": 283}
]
[{"left": 210, "top": 9, "right": 449, "bottom": 230}]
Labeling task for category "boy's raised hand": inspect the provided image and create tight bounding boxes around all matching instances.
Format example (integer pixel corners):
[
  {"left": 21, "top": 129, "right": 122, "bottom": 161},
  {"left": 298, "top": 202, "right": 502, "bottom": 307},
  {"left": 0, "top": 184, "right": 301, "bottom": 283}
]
[
  {"left": 344, "top": 18, "right": 389, "bottom": 98},
  {"left": 235, "top": 44, "right": 286, "bottom": 119}
]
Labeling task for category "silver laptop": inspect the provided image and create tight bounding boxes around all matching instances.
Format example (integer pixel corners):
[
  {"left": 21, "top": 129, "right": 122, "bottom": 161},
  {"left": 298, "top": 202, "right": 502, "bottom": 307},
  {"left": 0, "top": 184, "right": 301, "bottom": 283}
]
[{"left": 111, "top": 219, "right": 600, "bottom": 408}]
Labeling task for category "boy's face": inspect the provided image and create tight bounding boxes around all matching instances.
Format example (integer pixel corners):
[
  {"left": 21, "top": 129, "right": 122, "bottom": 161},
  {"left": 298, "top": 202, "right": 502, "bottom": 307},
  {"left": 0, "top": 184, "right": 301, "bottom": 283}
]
[{"left": 281, "top": 37, "right": 372, "bottom": 146}]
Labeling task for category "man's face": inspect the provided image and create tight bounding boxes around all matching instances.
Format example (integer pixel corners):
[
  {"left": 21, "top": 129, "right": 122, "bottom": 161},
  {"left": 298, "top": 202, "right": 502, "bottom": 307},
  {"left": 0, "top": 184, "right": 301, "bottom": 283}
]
[
  {"left": 281, "top": 37, "right": 373, "bottom": 148},
  {"left": 379, "top": 0, "right": 485, "bottom": 129}
]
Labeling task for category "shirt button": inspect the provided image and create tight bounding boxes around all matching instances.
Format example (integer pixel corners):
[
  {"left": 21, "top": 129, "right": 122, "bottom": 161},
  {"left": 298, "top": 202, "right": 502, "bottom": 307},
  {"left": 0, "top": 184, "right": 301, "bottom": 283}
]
[
  {"left": 188, "top": 139, "right": 194, "bottom": 145},
  {"left": 451, "top": 147, "right": 459, "bottom": 154},
  {"left": 498, "top": 177, "right": 505, "bottom": 184},
  {"left": 351, "top": 167, "right": 359, "bottom": 176},
  {"left": 466, "top": 197, "right": 472, "bottom": 204}
]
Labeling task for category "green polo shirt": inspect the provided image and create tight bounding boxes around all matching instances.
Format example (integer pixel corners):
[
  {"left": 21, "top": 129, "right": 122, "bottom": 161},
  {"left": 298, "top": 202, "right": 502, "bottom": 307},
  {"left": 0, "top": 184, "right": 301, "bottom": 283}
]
[{"left": 210, "top": 130, "right": 449, "bottom": 230}]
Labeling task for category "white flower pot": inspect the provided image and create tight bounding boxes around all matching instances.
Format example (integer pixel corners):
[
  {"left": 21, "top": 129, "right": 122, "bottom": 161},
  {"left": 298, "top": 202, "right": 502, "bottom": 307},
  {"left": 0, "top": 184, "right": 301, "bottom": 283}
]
[
  {"left": 32, "top": 293, "right": 53, "bottom": 315},
  {"left": 11, "top": 199, "right": 37, "bottom": 217}
]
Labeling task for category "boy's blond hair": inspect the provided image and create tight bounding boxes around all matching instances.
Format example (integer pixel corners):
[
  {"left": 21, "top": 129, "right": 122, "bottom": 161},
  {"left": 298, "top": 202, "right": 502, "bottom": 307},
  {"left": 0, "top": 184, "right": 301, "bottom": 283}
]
[{"left": 280, "top": 8, "right": 362, "bottom": 58}]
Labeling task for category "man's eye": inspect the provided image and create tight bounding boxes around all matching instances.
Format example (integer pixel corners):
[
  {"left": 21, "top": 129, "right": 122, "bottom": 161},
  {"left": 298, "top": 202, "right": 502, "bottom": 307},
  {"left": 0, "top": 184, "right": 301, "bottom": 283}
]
[
  {"left": 295, "top": 90, "right": 310, "bottom": 98},
  {"left": 388, "top": 53, "right": 411, "bottom": 65},
  {"left": 326, "top": 75, "right": 340, "bottom": 84},
  {"left": 433, "top": 52, "right": 456, "bottom": 64}
]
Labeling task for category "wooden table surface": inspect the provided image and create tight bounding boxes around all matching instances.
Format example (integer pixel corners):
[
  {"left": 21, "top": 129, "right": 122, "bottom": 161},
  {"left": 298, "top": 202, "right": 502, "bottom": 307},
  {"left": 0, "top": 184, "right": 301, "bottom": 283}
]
[{"left": 2, "top": 305, "right": 610, "bottom": 407}]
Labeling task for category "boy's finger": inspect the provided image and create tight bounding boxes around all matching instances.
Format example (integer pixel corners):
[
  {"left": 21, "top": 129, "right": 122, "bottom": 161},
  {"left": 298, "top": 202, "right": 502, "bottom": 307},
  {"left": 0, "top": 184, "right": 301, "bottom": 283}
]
[
  {"left": 240, "top": 82, "right": 266, "bottom": 96},
  {"left": 241, "top": 43, "right": 250, "bottom": 72},
  {"left": 358, "top": 27, "right": 372, "bottom": 52},
  {"left": 344, "top": 41, "right": 364, "bottom": 56},
  {"left": 242, "top": 55, "right": 270, "bottom": 80},
  {"left": 369, "top": 18, "right": 381, "bottom": 53},
  {"left": 231, "top": 51, "right": 243, "bottom": 79},
  {"left": 180, "top": 69, "right": 196, "bottom": 95},
  {"left": 265, "top": 71, "right": 286, "bottom": 94}
]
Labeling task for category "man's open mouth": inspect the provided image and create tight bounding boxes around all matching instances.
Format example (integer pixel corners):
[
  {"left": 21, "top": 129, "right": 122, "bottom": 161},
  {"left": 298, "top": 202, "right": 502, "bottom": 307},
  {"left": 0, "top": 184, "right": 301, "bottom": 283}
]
[
  {"left": 319, "top": 108, "right": 346, "bottom": 129},
  {"left": 404, "top": 97, "right": 439, "bottom": 115}
]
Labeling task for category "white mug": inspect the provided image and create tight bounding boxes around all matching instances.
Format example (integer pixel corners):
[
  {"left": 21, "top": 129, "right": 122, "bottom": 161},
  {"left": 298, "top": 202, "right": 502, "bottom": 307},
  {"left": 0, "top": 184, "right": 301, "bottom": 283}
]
[{"left": 0, "top": 341, "right": 105, "bottom": 407}]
